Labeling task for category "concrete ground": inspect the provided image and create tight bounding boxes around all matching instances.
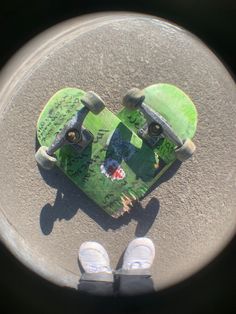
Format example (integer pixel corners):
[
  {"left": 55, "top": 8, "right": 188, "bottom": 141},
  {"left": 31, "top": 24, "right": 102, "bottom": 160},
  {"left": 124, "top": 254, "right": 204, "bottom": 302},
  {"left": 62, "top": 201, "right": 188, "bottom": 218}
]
[{"left": 0, "top": 13, "right": 235, "bottom": 290}]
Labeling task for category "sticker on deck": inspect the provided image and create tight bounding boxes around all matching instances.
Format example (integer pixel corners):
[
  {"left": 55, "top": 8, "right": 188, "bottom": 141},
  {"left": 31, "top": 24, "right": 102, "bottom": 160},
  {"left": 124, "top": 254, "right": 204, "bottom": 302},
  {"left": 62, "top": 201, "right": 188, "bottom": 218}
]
[{"left": 100, "top": 158, "right": 126, "bottom": 181}]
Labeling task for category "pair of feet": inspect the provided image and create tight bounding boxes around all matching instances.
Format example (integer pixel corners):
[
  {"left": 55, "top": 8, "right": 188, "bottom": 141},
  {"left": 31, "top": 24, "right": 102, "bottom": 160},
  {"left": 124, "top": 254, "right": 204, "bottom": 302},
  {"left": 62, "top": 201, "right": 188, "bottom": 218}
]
[{"left": 79, "top": 237, "right": 155, "bottom": 275}]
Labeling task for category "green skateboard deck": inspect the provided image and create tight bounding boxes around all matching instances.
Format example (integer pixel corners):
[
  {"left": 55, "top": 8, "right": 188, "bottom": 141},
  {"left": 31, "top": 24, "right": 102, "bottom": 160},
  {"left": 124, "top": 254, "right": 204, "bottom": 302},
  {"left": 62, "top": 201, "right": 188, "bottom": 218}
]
[
  {"left": 36, "top": 84, "right": 197, "bottom": 217},
  {"left": 118, "top": 84, "right": 197, "bottom": 164}
]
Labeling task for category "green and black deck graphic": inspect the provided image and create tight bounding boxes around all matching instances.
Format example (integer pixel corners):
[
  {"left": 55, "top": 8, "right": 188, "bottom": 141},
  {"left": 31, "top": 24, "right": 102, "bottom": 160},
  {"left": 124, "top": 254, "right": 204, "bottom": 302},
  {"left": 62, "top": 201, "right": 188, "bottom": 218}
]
[{"left": 37, "top": 84, "right": 197, "bottom": 217}]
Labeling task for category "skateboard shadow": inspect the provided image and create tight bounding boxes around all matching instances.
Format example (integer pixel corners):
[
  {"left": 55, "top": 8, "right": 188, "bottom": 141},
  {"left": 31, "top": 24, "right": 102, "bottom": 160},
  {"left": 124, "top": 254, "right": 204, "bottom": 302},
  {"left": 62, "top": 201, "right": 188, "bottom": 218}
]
[
  {"left": 38, "top": 160, "right": 180, "bottom": 236},
  {"left": 36, "top": 133, "right": 181, "bottom": 236},
  {"left": 39, "top": 170, "right": 159, "bottom": 236}
]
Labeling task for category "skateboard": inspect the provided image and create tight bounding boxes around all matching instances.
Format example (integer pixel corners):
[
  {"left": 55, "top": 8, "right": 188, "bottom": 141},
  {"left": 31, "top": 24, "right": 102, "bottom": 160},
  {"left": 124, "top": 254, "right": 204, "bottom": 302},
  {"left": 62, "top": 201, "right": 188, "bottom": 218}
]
[{"left": 35, "top": 84, "right": 197, "bottom": 217}]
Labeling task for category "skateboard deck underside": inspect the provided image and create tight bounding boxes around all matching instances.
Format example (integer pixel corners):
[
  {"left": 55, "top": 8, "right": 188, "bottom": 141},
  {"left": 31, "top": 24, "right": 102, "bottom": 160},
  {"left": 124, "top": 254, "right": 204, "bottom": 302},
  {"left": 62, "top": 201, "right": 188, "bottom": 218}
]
[
  {"left": 37, "top": 89, "right": 161, "bottom": 217},
  {"left": 37, "top": 85, "right": 197, "bottom": 217},
  {"left": 118, "top": 84, "right": 197, "bottom": 163}
]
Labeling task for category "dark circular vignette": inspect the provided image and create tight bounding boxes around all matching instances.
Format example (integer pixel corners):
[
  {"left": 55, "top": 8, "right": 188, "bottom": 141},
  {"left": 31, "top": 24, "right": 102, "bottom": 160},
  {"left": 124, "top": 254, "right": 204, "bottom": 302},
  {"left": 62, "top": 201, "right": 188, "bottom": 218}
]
[
  {"left": 0, "top": 235, "right": 235, "bottom": 314},
  {"left": 1, "top": 0, "right": 236, "bottom": 76},
  {"left": 0, "top": 1, "right": 236, "bottom": 314}
]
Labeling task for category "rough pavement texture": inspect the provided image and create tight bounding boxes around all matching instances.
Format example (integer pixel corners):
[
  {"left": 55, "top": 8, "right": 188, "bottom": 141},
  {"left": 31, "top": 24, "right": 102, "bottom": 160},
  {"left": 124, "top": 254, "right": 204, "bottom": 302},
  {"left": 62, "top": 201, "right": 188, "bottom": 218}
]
[{"left": 0, "top": 13, "right": 235, "bottom": 290}]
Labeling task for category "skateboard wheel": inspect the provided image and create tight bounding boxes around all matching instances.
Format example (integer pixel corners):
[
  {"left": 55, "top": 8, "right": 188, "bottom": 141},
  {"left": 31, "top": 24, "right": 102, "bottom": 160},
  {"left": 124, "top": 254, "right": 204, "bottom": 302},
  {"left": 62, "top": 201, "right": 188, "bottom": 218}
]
[
  {"left": 81, "top": 91, "right": 105, "bottom": 114},
  {"left": 35, "top": 146, "right": 57, "bottom": 170},
  {"left": 175, "top": 139, "right": 196, "bottom": 162},
  {"left": 122, "top": 88, "right": 145, "bottom": 110}
]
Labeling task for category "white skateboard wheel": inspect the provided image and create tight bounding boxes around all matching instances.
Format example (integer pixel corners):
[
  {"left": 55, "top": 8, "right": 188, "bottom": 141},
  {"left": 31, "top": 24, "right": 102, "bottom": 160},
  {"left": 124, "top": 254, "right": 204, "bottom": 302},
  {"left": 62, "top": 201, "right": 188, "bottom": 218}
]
[
  {"left": 175, "top": 138, "right": 196, "bottom": 161},
  {"left": 35, "top": 146, "right": 57, "bottom": 170},
  {"left": 122, "top": 88, "right": 145, "bottom": 110},
  {"left": 81, "top": 91, "right": 105, "bottom": 114}
]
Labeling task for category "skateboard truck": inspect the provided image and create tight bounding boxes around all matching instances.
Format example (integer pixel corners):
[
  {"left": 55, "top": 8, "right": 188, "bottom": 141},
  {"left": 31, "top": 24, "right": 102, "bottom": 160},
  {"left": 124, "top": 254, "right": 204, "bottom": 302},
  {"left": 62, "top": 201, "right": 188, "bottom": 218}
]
[
  {"left": 35, "top": 91, "right": 105, "bottom": 170},
  {"left": 122, "top": 88, "right": 196, "bottom": 161}
]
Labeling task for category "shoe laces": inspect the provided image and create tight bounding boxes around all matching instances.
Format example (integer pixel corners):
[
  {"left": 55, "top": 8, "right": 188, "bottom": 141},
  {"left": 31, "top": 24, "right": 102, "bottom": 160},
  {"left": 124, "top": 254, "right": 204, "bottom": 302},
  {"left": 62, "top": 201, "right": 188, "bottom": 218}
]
[
  {"left": 128, "top": 261, "right": 151, "bottom": 270},
  {"left": 87, "top": 264, "right": 111, "bottom": 273}
]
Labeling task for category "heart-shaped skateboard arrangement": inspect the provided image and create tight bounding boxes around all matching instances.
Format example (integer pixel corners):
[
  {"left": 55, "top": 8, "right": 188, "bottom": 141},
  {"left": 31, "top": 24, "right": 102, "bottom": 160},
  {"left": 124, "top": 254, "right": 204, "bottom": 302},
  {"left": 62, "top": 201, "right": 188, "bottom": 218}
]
[{"left": 36, "top": 84, "right": 197, "bottom": 217}]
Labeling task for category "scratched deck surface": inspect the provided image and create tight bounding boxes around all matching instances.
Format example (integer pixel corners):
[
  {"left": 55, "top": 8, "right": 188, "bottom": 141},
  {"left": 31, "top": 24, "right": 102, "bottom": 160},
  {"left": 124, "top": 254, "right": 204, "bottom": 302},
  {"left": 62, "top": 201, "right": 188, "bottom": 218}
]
[
  {"left": 37, "top": 86, "right": 197, "bottom": 217},
  {"left": 37, "top": 88, "right": 161, "bottom": 217},
  {"left": 118, "top": 83, "right": 198, "bottom": 164}
]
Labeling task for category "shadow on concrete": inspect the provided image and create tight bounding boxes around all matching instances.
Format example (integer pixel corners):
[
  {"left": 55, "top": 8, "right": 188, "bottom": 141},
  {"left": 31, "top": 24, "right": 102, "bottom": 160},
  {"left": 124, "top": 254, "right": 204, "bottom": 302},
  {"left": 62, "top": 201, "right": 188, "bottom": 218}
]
[
  {"left": 115, "top": 250, "right": 126, "bottom": 271},
  {"left": 144, "top": 160, "right": 182, "bottom": 196},
  {"left": 38, "top": 159, "right": 181, "bottom": 236},
  {"left": 36, "top": 134, "right": 181, "bottom": 235},
  {"left": 39, "top": 166, "right": 160, "bottom": 235}
]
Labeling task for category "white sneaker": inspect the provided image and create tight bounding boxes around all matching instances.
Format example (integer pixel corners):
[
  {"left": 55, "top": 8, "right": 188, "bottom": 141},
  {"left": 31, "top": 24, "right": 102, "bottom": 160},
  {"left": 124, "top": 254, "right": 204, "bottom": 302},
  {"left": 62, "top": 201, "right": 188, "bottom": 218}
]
[
  {"left": 79, "top": 242, "right": 112, "bottom": 274},
  {"left": 122, "top": 238, "right": 155, "bottom": 271}
]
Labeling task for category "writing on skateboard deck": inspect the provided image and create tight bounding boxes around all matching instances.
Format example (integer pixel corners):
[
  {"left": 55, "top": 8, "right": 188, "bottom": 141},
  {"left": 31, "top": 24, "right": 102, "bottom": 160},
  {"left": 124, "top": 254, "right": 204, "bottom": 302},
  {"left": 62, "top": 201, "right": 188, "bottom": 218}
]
[
  {"left": 118, "top": 84, "right": 197, "bottom": 165},
  {"left": 36, "top": 85, "right": 197, "bottom": 217}
]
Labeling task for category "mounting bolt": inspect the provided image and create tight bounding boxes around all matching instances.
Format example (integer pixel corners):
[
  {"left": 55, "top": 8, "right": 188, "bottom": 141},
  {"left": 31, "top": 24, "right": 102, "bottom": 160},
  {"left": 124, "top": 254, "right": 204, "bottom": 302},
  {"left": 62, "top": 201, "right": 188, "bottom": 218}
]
[{"left": 66, "top": 130, "right": 81, "bottom": 143}]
